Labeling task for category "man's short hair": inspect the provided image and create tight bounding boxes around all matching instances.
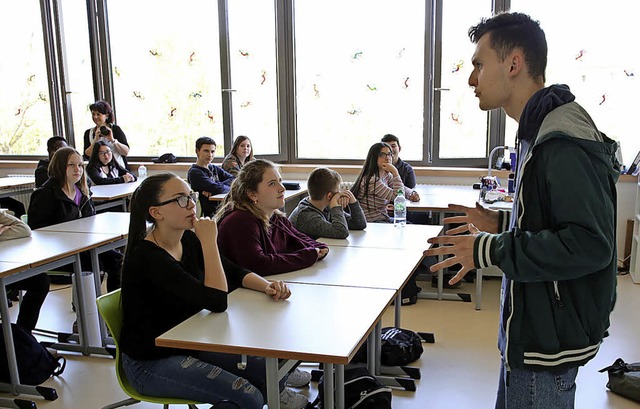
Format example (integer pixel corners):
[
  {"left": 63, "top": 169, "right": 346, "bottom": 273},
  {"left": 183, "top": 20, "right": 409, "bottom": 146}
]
[
  {"left": 307, "top": 167, "right": 342, "bottom": 201},
  {"left": 195, "top": 136, "right": 216, "bottom": 151},
  {"left": 46, "top": 136, "right": 67, "bottom": 152},
  {"left": 381, "top": 134, "right": 400, "bottom": 148},
  {"left": 468, "top": 12, "right": 547, "bottom": 82}
]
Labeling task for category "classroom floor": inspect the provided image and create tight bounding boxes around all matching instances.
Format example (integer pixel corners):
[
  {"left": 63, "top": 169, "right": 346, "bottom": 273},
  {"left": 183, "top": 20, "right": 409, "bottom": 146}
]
[{"left": 4, "top": 273, "right": 639, "bottom": 409}]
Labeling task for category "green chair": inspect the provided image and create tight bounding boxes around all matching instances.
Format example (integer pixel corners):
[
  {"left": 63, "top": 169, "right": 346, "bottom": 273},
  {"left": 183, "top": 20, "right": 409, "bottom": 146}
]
[{"left": 96, "top": 289, "right": 201, "bottom": 409}]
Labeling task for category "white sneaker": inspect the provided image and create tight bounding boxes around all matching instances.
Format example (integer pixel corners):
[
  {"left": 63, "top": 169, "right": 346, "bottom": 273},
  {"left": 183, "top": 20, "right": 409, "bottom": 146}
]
[
  {"left": 285, "top": 368, "right": 311, "bottom": 387},
  {"left": 279, "top": 387, "right": 308, "bottom": 409}
]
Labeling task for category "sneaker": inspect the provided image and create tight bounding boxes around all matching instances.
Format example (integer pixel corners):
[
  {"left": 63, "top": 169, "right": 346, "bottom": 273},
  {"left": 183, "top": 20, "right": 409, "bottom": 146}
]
[
  {"left": 285, "top": 368, "right": 311, "bottom": 387},
  {"left": 279, "top": 387, "right": 308, "bottom": 409}
]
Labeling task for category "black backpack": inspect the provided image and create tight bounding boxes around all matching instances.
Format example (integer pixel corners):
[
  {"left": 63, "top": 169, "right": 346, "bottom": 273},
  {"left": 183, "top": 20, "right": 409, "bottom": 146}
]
[
  {"left": 599, "top": 358, "right": 640, "bottom": 402},
  {"left": 352, "top": 327, "right": 424, "bottom": 367},
  {"left": 312, "top": 367, "right": 392, "bottom": 409},
  {"left": 0, "top": 323, "right": 66, "bottom": 385}
]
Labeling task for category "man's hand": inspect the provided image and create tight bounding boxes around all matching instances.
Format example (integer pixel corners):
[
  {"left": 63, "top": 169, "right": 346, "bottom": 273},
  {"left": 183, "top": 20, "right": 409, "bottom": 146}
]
[
  {"left": 442, "top": 203, "right": 500, "bottom": 234},
  {"left": 424, "top": 224, "right": 480, "bottom": 285}
]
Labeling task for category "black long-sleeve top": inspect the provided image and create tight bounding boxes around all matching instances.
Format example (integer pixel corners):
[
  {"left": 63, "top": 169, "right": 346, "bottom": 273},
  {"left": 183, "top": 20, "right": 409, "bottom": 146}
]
[
  {"left": 120, "top": 230, "right": 251, "bottom": 360},
  {"left": 27, "top": 178, "right": 95, "bottom": 229}
]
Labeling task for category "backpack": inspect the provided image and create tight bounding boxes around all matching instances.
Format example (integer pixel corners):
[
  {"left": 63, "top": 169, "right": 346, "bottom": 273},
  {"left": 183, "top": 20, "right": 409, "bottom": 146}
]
[
  {"left": 0, "top": 323, "right": 66, "bottom": 385},
  {"left": 352, "top": 327, "right": 424, "bottom": 367},
  {"left": 599, "top": 358, "right": 640, "bottom": 402},
  {"left": 312, "top": 366, "right": 391, "bottom": 409}
]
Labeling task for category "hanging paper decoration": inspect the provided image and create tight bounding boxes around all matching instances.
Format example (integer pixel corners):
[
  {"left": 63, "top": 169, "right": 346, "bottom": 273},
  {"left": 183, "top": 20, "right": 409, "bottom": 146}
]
[
  {"left": 132, "top": 91, "right": 144, "bottom": 100},
  {"left": 114, "top": 67, "right": 121, "bottom": 77},
  {"left": 169, "top": 107, "right": 177, "bottom": 117},
  {"left": 451, "top": 113, "right": 462, "bottom": 124},
  {"left": 260, "top": 70, "right": 267, "bottom": 85},
  {"left": 15, "top": 108, "right": 21, "bottom": 116},
  {"left": 574, "top": 49, "right": 586, "bottom": 61},
  {"left": 189, "top": 52, "right": 196, "bottom": 65},
  {"left": 189, "top": 92, "right": 202, "bottom": 99},
  {"left": 403, "top": 77, "right": 410, "bottom": 89},
  {"left": 347, "top": 106, "right": 361, "bottom": 115},
  {"left": 624, "top": 69, "right": 635, "bottom": 77},
  {"left": 598, "top": 94, "right": 606, "bottom": 105},
  {"left": 313, "top": 84, "right": 320, "bottom": 98},
  {"left": 38, "top": 93, "right": 47, "bottom": 102},
  {"left": 239, "top": 50, "right": 250, "bottom": 57},
  {"left": 27, "top": 74, "right": 35, "bottom": 83},
  {"left": 451, "top": 60, "right": 464, "bottom": 73},
  {"left": 397, "top": 48, "right": 406, "bottom": 59},
  {"left": 366, "top": 84, "right": 377, "bottom": 91},
  {"left": 149, "top": 49, "right": 161, "bottom": 57},
  {"left": 206, "top": 110, "right": 215, "bottom": 122},
  {"left": 351, "top": 51, "right": 363, "bottom": 61},
  {"left": 240, "top": 101, "right": 252, "bottom": 108}
]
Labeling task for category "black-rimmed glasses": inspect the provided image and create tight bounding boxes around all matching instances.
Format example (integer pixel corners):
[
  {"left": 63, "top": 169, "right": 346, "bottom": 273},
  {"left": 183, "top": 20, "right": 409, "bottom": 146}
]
[
  {"left": 154, "top": 192, "right": 198, "bottom": 208},
  {"left": 378, "top": 151, "right": 393, "bottom": 158}
]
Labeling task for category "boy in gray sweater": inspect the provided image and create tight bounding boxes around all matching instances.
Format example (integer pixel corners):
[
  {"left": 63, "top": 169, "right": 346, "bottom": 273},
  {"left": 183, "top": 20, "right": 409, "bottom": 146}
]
[{"left": 289, "top": 168, "right": 366, "bottom": 239}]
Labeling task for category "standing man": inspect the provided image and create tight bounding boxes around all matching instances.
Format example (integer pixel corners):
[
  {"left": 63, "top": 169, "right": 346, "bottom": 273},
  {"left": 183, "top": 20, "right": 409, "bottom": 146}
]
[
  {"left": 187, "top": 137, "right": 235, "bottom": 217},
  {"left": 425, "top": 12, "right": 619, "bottom": 409},
  {"left": 381, "top": 134, "right": 416, "bottom": 188}
]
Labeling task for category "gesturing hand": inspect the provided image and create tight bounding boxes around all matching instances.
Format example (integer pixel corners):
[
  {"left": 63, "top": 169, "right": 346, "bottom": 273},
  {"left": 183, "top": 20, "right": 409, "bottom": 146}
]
[
  {"left": 442, "top": 202, "right": 500, "bottom": 234},
  {"left": 424, "top": 224, "right": 480, "bottom": 285}
]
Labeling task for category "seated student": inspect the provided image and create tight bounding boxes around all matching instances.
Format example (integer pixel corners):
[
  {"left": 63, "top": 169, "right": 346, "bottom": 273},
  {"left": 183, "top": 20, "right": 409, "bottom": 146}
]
[
  {"left": 187, "top": 136, "right": 235, "bottom": 217},
  {"left": 86, "top": 140, "right": 137, "bottom": 185},
  {"left": 0, "top": 210, "right": 50, "bottom": 334},
  {"left": 28, "top": 147, "right": 123, "bottom": 292},
  {"left": 215, "top": 159, "right": 329, "bottom": 276},
  {"left": 381, "top": 133, "right": 416, "bottom": 189},
  {"left": 351, "top": 142, "right": 420, "bottom": 223},
  {"left": 288, "top": 167, "right": 366, "bottom": 239},
  {"left": 35, "top": 136, "right": 67, "bottom": 188},
  {"left": 120, "top": 173, "right": 308, "bottom": 409},
  {"left": 222, "top": 135, "right": 254, "bottom": 177},
  {"left": 83, "top": 100, "right": 130, "bottom": 169}
]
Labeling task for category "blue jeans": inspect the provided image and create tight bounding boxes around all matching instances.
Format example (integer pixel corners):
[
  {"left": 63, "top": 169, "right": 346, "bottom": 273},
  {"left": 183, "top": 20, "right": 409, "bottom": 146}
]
[
  {"left": 122, "top": 352, "right": 265, "bottom": 409},
  {"left": 495, "top": 359, "right": 578, "bottom": 409}
]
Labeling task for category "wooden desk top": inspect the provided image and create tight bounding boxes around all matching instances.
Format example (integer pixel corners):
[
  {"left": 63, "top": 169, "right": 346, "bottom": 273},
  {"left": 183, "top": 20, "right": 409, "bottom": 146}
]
[
  {"left": 0, "top": 231, "right": 122, "bottom": 270},
  {"left": 267, "top": 245, "right": 421, "bottom": 291},
  {"left": 157, "top": 283, "right": 395, "bottom": 364},
  {"left": 319, "top": 223, "right": 442, "bottom": 250},
  {"left": 0, "top": 176, "right": 35, "bottom": 189},
  {"left": 408, "top": 184, "right": 480, "bottom": 211},
  {"left": 209, "top": 181, "right": 308, "bottom": 202},
  {"left": 38, "top": 212, "right": 130, "bottom": 236},
  {"left": 90, "top": 181, "right": 141, "bottom": 201}
]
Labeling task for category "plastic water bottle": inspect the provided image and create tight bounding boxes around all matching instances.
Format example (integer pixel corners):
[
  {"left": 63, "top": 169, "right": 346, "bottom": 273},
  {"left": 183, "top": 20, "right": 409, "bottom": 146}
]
[
  {"left": 138, "top": 164, "right": 147, "bottom": 180},
  {"left": 393, "top": 189, "right": 406, "bottom": 227}
]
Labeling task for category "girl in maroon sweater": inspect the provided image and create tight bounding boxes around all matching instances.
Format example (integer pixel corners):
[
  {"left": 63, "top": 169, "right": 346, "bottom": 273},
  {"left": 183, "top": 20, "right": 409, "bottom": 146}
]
[{"left": 215, "top": 159, "right": 329, "bottom": 276}]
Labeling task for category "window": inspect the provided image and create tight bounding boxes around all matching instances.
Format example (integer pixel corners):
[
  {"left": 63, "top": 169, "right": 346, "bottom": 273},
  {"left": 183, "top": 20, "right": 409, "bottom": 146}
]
[
  {"left": 107, "top": 0, "right": 224, "bottom": 157},
  {"left": 294, "top": 0, "right": 426, "bottom": 161},
  {"left": 508, "top": 0, "right": 639, "bottom": 166},
  {"left": 0, "top": 2, "right": 53, "bottom": 155}
]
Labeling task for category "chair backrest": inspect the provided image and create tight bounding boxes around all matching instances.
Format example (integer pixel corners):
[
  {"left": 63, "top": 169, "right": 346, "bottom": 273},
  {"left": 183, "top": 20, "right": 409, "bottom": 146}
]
[{"left": 96, "top": 289, "right": 123, "bottom": 347}]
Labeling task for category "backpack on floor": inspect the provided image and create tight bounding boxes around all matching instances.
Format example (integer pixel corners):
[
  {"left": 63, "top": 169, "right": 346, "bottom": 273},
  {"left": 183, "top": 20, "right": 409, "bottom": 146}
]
[
  {"left": 351, "top": 327, "right": 424, "bottom": 367},
  {"left": 0, "top": 323, "right": 66, "bottom": 385},
  {"left": 599, "top": 358, "right": 640, "bottom": 402},
  {"left": 312, "top": 366, "right": 392, "bottom": 409}
]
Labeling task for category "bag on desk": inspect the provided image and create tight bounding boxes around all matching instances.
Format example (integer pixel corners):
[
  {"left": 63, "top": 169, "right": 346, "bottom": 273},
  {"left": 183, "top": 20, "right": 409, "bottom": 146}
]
[
  {"left": 0, "top": 323, "right": 66, "bottom": 385},
  {"left": 599, "top": 358, "right": 640, "bottom": 402},
  {"left": 313, "top": 366, "right": 392, "bottom": 409},
  {"left": 351, "top": 327, "right": 424, "bottom": 367}
]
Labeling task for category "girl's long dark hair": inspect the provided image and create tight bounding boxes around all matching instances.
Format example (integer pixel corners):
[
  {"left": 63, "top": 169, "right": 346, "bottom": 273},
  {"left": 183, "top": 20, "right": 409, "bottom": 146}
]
[
  {"left": 124, "top": 172, "right": 177, "bottom": 268},
  {"left": 350, "top": 142, "right": 391, "bottom": 209},
  {"left": 230, "top": 135, "right": 254, "bottom": 163},
  {"left": 88, "top": 140, "right": 112, "bottom": 167}
]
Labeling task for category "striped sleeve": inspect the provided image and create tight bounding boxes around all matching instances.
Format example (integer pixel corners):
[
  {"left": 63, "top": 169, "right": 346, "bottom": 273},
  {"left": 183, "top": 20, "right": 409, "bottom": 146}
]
[
  {"left": 497, "top": 210, "right": 511, "bottom": 233},
  {"left": 474, "top": 232, "right": 498, "bottom": 269}
]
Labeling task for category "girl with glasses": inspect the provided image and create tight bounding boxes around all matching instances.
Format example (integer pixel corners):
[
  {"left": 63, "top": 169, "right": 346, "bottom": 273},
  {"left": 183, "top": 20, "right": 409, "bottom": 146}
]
[
  {"left": 83, "top": 100, "right": 130, "bottom": 169},
  {"left": 86, "top": 140, "right": 137, "bottom": 185},
  {"left": 119, "top": 173, "right": 304, "bottom": 408},
  {"left": 351, "top": 142, "right": 420, "bottom": 222}
]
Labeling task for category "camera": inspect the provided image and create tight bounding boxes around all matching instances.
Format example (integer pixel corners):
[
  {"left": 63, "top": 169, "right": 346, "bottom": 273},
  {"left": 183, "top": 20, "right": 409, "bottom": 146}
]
[{"left": 99, "top": 126, "right": 110, "bottom": 136}]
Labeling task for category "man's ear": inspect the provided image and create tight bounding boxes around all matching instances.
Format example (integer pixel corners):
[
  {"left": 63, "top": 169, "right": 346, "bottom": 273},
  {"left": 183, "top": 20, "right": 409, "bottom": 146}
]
[{"left": 508, "top": 51, "right": 525, "bottom": 77}]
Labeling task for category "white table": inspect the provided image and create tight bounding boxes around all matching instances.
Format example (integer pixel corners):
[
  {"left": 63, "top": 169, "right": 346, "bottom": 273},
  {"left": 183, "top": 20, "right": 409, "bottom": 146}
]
[
  {"left": 90, "top": 181, "right": 141, "bottom": 211},
  {"left": 157, "top": 283, "right": 395, "bottom": 409},
  {"left": 0, "top": 176, "right": 35, "bottom": 201},
  {"left": 38, "top": 211, "right": 130, "bottom": 236}
]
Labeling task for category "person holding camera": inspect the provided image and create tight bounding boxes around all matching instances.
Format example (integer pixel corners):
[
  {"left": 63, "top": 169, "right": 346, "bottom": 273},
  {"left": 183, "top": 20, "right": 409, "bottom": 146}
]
[{"left": 83, "top": 100, "right": 130, "bottom": 169}]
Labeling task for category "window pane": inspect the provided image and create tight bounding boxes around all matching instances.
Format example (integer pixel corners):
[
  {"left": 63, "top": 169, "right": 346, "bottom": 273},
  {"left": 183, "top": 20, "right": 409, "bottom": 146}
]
[
  {"left": 438, "top": 0, "right": 492, "bottom": 159},
  {"left": 0, "top": 2, "right": 52, "bottom": 155},
  {"left": 228, "top": 1, "right": 279, "bottom": 155},
  {"left": 295, "top": 0, "right": 425, "bottom": 160},
  {"left": 508, "top": 1, "right": 639, "bottom": 166},
  {"left": 108, "top": 1, "right": 223, "bottom": 157},
  {"left": 60, "top": 0, "right": 94, "bottom": 151}
]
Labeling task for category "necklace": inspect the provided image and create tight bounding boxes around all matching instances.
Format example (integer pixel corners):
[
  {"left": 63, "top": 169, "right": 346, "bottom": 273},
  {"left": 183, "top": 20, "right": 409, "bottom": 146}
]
[{"left": 151, "top": 229, "right": 160, "bottom": 247}]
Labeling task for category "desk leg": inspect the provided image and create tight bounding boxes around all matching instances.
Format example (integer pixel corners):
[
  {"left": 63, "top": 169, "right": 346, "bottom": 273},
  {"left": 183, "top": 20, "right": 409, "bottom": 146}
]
[
  {"left": 475, "top": 268, "right": 483, "bottom": 310},
  {"left": 367, "top": 330, "right": 376, "bottom": 375},
  {"left": 394, "top": 292, "right": 401, "bottom": 327},
  {"left": 120, "top": 198, "right": 127, "bottom": 211},
  {"left": 374, "top": 323, "right": 382, "bottom": 376},
  {"left": 335, "top": 364, "right": 344, "bottom": 409},
  {"left": 265, "top": 358, "right": 280, "bottom": 409},
  {"left": 90, "top": 249, "right": 110, "bottom": 347},
  {"left": 71, "top": 254, "right": 90, "bottom": 356},
  {"left": 323, "top": 363, "right": 334, "bottom": 409}
]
